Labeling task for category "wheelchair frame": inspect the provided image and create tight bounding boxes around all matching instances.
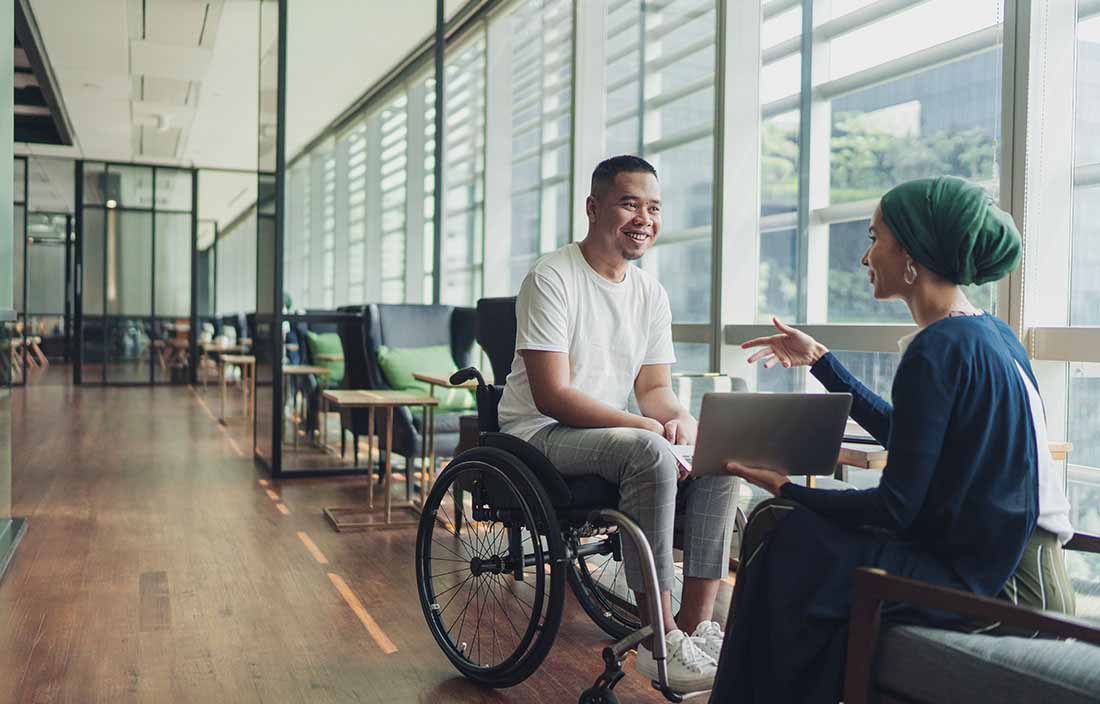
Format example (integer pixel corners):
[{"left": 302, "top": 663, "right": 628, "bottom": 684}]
[{"left": 415, "top": 367, "right": 710, "bottom": 703}]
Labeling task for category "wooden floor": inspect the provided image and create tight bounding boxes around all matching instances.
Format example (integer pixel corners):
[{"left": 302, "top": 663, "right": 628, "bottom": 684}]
[{"left": 0, "top": 375, "right": 723, "bottom": 703}]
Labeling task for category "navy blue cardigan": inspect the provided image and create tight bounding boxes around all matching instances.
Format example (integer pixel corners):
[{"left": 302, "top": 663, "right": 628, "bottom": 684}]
[{"left": 781, "top": 314, "right": 1040, "bottom": 595}]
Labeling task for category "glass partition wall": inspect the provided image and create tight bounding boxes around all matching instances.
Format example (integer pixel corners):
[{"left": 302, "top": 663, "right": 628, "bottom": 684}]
[
  {"left": 10, "top": 157, "right": 26, "bottom": 386},
  {"left": 76, "top": 162, "right": 195, "bottom": 385},
  {"left": 254, "top": 0, "right": 284, "bottom": 471},
  {"left": 25, "top": 212, "right": 72, "bottom": 369}
]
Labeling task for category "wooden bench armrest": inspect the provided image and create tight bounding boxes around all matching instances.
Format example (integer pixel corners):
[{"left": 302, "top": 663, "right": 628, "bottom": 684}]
[{"left": 844, "top": 567, "right": 1100, "bottom": 704}]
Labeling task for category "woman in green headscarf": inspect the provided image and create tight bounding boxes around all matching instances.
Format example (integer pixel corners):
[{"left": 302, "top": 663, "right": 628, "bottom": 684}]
[{"left": 707, "top": 176, "right": 1074, "bottom": 703}]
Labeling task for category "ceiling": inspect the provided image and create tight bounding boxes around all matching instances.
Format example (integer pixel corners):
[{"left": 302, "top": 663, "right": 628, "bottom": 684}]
[
  {"left": 18, "top": 0, "right": 469, "bottom": 171},
  {"left": 16, "top": 0, "right": 470, "bottom": 231}
]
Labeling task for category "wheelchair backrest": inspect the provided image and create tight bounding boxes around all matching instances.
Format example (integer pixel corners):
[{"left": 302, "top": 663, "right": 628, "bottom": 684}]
[
  {"left": 476, "top": 384, "right": 505, "bottom": 433},
  {"left": 475, "top": 297, "right": 517, "bottom": 385}
]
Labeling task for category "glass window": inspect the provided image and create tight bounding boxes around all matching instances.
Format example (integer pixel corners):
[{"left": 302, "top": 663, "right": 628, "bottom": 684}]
[
  {"left": 761, "top": 112, "right": 799, "bottom": 217},
  {"left": 26, "top": 214, "right": 66, "bottom": 314},
  {"left": 197, "top": 222, "right": 216, "bottom": 318},
  {"left": 1068, "top": 3, "right": 1100, "bottom": 602},
  {"left": 1068, "top": 363, "right": 1100, "bottom": 529},
  {"left": 758, "top": 11, "right": 801, "bottom": 326},
  {"left": 82, "top": 207, "right": 105, "bottom": 315},
  {"left": 82, "top": 162, "right": 107, "bottom": 205},
  {"left": 672, "top": 341, "right": 709, "bottom": 374},
  {"left": 344, "top": 121, "right": 369, "bottom": 304},
  {"left": 508, "top": 0, "right": 573, "bottom": 289},
  {"left": 605, "top": 0, "right": 717, "bottom": 325},
  {"left": 320, "top": 151, "right": 337, "bottom": 308},
  {"left": 285, "top": 161, "right": 311, "bottom": 311},
  {"left": 421, "top": 71, "right": 438, "bottom": 301},
  {"left": 155, "top": 169, "right": 193, "bottom": 211},
  {"left": 155, "top": 213, "right": 192, "bottom": 317},
  {"left": 824, "top": 0, "right": 1002, "bottom": 82},
  {"left": 1072, "top": 10, "right": 1100, "bottom": 325},
  {"left": 216, "top": 210, "right": 257, "bottom": 315},
  {"left": 13, "top": 204, "right": 24, "bottom": 313},
  {"left": 789, "top": 4, "right": 1006, "bottom": 325},
  {"left": 829, "top": 50, "right": 1002, "bottom": 206},
  {"left": 378, "top": 92, "right": 408, "bottom": 303},
  {"left": 107, "top": 211, "right": 153, "bottom": 316},
  {"left": 824, "top": 349, "right": 900, "bottom": 402},
  {"left": 14, "top": 157, "right": 26, "bottom": 203},
  {"left": 758, "top": 227, "right": 798, "bottom": 321},
  {"left": 108, "top": 164, "right": 154, "bottom": 209},
  {"left": 762, "top": 3, "right": 800, "bottom": 49},
  {"left": 441, "top": 32, "right": 487, "bottom": 306}
]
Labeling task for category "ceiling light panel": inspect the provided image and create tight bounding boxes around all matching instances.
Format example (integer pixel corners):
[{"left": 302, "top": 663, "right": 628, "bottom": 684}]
[
  {"left": 135, "top": 124, "right": 183, "bottom": 159},
  {"left": 140, "top": 76, "right": 192, "bottom": 106},
  {"left": 146, "top": 1, "right": 209, "bottom": 46}
]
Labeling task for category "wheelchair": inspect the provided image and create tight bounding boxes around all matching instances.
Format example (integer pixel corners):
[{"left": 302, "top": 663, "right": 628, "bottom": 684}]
[{"left": 416, "top": 366, "right": 714, "bottom": 703}]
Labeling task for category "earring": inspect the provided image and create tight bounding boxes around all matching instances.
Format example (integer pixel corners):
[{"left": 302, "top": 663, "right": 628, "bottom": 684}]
[{"left": 904, "top": 259, "right": 918, "bottom": 285}]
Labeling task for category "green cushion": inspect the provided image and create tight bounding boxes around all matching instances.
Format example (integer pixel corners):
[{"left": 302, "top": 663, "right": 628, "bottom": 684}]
[
  {"left": 376, "top": 344, "right": 476, "bottom": 412},
  {"left": 304, "top": 331, "right": 344, "bottom": 388}
]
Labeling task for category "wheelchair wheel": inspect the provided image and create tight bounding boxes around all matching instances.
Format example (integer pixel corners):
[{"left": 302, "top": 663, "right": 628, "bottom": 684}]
[
  {"left": 416, "top": 451, "right": 566, "bottom": 688},
  {"left": 578, "top": 687, "right": 619, "bottom": 704},
  {"left": 568, "top": 532, "right": 684, "bottom": 641}
]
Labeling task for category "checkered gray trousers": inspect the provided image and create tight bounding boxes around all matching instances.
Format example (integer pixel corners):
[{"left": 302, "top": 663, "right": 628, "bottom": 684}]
[{"left": 528, "top": 424, "right": 739, "bottom": 593}]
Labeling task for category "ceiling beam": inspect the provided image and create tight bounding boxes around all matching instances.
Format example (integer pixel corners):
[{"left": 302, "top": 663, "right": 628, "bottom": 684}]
[{"left": 15, "top": 0, "right": 74, "bottom": 146}]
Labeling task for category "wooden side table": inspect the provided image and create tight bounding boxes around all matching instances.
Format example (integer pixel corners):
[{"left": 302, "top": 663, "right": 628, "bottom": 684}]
[
  {"left": 322, "top": 390, "right": 439, "bottom": 531},
  {"left": 413, "top": 371, "right": 476, "bottom": 447},
  {"left": 283, "top": 365, "right": 330, "bottom": 448},
  {"left": 201, "top": 342, "right": 248, "bottom": 389},
  {"left": 219, "top": 354, "right": 256, "bottom": 423},
  {"left": 832, "top": 440, "right": 1072, "bottom": 483}
]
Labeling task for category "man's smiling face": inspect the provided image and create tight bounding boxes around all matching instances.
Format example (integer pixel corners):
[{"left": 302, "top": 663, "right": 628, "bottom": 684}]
[{"left": 588, "top": 170, "right": 662, "bottom": 262}]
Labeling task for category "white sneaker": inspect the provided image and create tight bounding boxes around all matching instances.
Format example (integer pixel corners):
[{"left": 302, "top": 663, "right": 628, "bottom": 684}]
[
  {"left": 635, "top": 629, "right": 717, "bottom": 693},
  {"left": 690, "top": 620, "right": 725, "bottom": 663}
]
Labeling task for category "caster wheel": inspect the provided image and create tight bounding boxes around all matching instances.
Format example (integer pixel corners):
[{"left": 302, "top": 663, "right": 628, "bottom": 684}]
[{"left": 578, "top": 688, "right": 619, "bottom": 704}]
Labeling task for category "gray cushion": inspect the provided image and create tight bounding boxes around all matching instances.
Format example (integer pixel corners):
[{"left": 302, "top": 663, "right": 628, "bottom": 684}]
[
  {"left": 412, "top": 410, "right": 464, "bottom": 436},
  {"left": 876, "top": 624, "right": 1100, "bottom": 703}
]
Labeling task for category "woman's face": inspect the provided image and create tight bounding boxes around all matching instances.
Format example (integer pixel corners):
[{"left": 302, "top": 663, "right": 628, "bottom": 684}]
[{"left": 862, "top": 205, "right": 910, "bottom": 300}]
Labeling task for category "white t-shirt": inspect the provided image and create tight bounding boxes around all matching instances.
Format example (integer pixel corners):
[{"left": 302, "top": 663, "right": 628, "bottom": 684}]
[
  {"left": 898, "top": 330, "right": 1074, "bottom": 544},
  {"left": 499, "top": 243, "right": 676, "bottom": 442}
]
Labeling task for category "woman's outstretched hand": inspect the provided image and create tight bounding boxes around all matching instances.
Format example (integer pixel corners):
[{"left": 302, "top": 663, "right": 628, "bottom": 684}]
[
  {"left": 741, "top": 317, "right": 829, "bottom": 369},
  {"left": 724, "top": 461, "right": 789, "bottom": 496}
]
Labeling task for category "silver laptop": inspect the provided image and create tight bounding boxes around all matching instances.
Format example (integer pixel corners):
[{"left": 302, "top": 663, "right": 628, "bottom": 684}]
[{"left": 686, "top": 392, "right": 853, "bottom": 477}]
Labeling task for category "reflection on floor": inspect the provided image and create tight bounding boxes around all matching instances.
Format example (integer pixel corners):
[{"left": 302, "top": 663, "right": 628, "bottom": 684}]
[
  {"left": 1, "top": 379, "right": 737, "bottom": 702},
  {"left": 18, "top": 361, "right": 70, "bottom": 386}
]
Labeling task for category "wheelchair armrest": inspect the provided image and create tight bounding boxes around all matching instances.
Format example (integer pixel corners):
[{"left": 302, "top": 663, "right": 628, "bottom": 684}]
[
  {"left": 480, "top": 432, "right": 572, "bottom": 507},
  {"left": 476, "top": 385, "right": 504, "bottom": 433}
]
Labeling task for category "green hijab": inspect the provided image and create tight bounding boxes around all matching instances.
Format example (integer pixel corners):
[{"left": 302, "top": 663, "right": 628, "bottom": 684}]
[{"left": 879, "top": 176, "right": 1021, "bottom": 286}]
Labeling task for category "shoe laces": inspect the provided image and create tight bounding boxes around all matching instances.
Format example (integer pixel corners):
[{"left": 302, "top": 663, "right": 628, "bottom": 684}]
[
  {"left": 667, "top": 631, "right": 714, "bottom": 672},
  {"left": 693, "top": 620, "right": 723, "bottom": 641}
]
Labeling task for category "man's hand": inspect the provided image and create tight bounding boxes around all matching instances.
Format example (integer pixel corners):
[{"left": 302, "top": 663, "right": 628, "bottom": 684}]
[
  {"left": 663, "top": 414, "right": 697, "bottom": 445},
  {"left": 636, "top": 416, "right": 664, "bottom": 435}
]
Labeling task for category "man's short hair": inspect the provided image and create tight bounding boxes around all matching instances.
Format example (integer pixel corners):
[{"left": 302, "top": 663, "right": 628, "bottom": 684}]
[{"left": 590, "top": 155, "right": 658, "bottom": 199}]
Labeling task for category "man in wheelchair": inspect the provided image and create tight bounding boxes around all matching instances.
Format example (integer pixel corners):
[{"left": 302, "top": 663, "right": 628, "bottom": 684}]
[{"left": 496, "top": 155, "right": 739, "bottom": 694}]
